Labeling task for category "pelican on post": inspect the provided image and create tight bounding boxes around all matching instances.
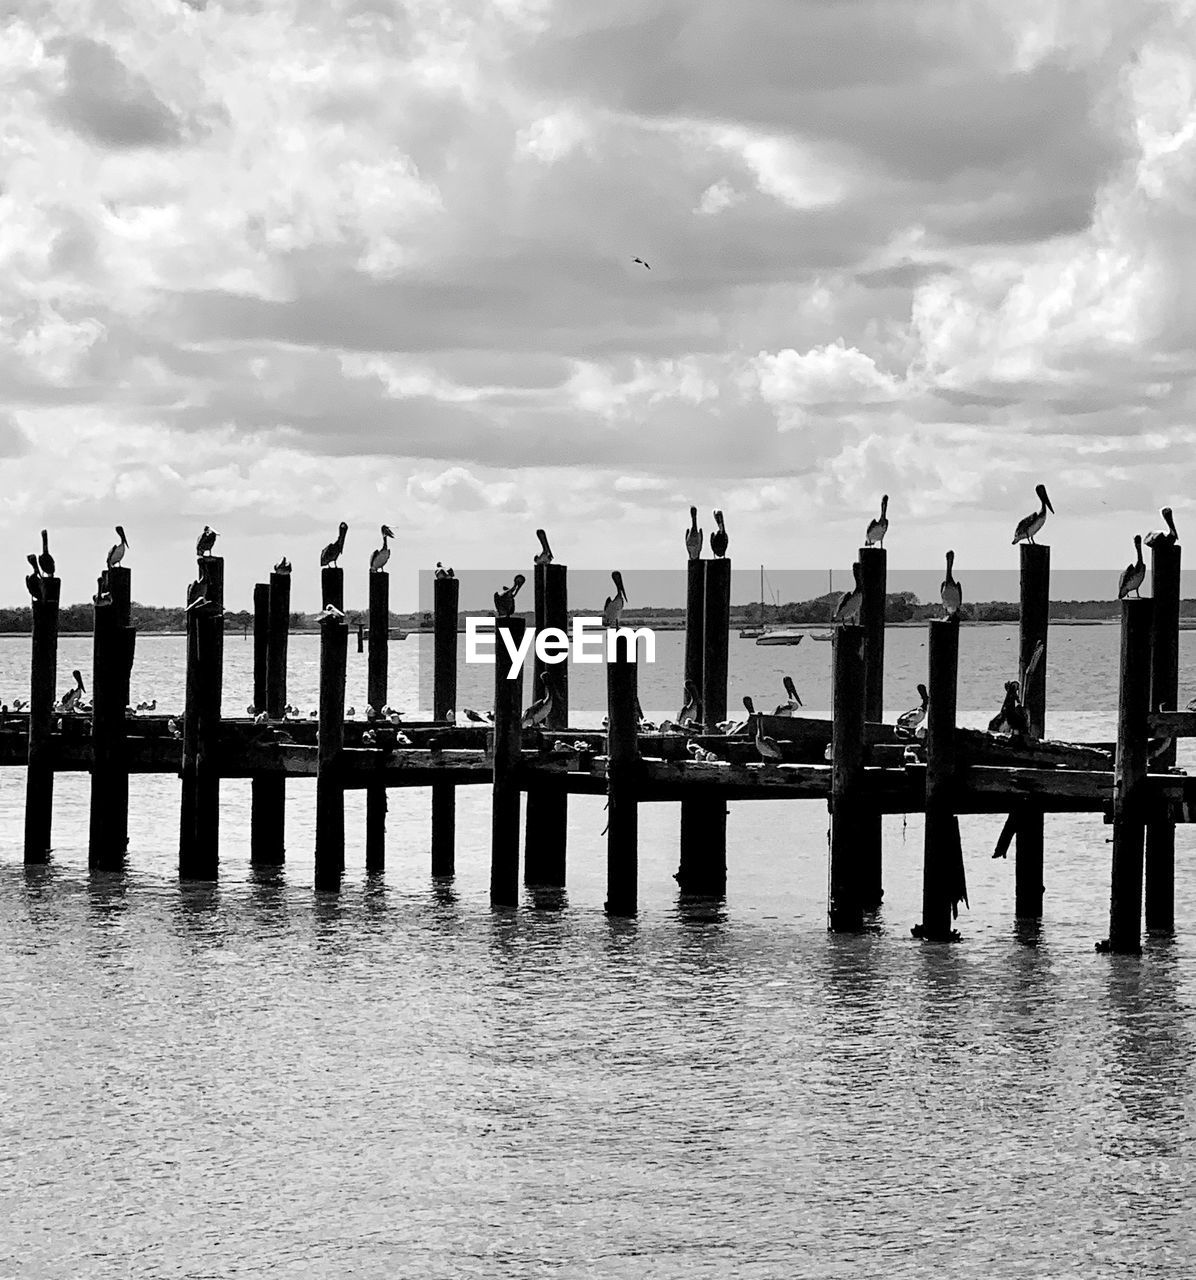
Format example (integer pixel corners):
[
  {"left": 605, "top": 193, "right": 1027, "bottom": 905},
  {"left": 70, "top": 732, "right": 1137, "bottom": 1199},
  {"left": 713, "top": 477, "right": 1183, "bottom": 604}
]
[
  {"left": 833, "top": 562, "right": 863, "bottom": 624},
  {"left": 196, "top": 525, "right": 219, "bottom": 557},
  {"left": 1012, "top": 484, "right": 1054, "bottom": 545},
  {"left": 370, "top": 525, "right": 395, "bottom": 572},
  {"left": 896, "top": 684, "right": 929, "bottom": 735},
  {"left": 320, "top": 522, "right": 349, "bottom": 568},
  {"left": 685, "top": 507, "right": 703, "bottom": 560},
  {"left": 25, "top": 554, "right": 44, "bottom": 600},
  {"left": 602, "top": 571, "right": 628, "bottom": 627},
  {"left": 1117, "top": 535, "right": 1146, "bottom": 599},
  {"left": 60, "top": 669, "right": 85, "bottom": 712},
  {"left": 865, "top": 495, "right": 889, "bottom": 547},
  {"left": 1144, "top": 507, "right": 1179, "bottom": 547},
  {"left": 710, "top": 510, "right": 728, "bottom": 558},
  {"left": 274, "top": 556, "right": 292, "bottom": 575},
  {"left": 106, "top": 526, "right": 129, "bottom": 569},
  {"left": 940, "top": 550, "right": 962, "bottom": 617},
  {"left": 494, "top": 574, "right": 525, "bottom": 617},
  {"left": 534, "top": 529, "right": 554, "bottom": 565},
  {"left": 38, "top": 529, "right": 55, "bottom": 577}
]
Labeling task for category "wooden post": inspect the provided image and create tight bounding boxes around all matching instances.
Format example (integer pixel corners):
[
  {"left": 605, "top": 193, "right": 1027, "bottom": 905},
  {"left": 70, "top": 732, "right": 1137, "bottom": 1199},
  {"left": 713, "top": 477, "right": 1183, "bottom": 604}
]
[
  {"left": 89, "top": 564, "right": 133, "bottom": 871},
  {"left": 490, "top": 615, "right": 525, "bottom": 907},
  {"left": 857, "top": 545, "right": 886, "bottom": 909},
  {"left": 525, "top": 561, "right": 569, "bottom": 886},
  {"left": 1146, "top": 540, "right": 1180, "bottom": 934},
  {"left": 365, "top": 568, "right": 389, "bottom": 872},
  {"left": 1102, "top": 599, "right": 1153, "bottom": 953},
  {"left": 431, "top": 573, "right": 460, "bottom": 876},
  {"left": 251, "top": 569, "right": 290, "bottom": 865},
  {"left": 677, "top": 557, "right": 707, "bottom": 890},
  {"left": 194, "top": 557, "right": 224, "bottom": 873},
  {"left": 24, "top": 575, "right": 61, "bottom": 863},
  {"left": 1015, "top": 543, "right": 1050, "bottom": 918},
  {"left": 917, "top": 618, "right": 963, "bottom": 941},
  {"left": 315, "top": 566, "right": 347, "bottom": 890},
  {"left": 357, "top": 623, "right": 365, "bottom": 654},
  {"left": 829, "top": 624, "right": 866, "bottom": 931},
  {"left": 252, "top": 583, "right": 269, "bottom": 713},
  {"left": 605, "top": 634, "right": 640, "bottom": 917}
]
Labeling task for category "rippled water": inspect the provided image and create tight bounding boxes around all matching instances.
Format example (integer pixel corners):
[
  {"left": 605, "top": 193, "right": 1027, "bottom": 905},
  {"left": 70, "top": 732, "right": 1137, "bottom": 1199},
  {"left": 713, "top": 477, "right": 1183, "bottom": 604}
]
[{"left": 2, "top": 626, "right": 1196, "bottom": 1277}]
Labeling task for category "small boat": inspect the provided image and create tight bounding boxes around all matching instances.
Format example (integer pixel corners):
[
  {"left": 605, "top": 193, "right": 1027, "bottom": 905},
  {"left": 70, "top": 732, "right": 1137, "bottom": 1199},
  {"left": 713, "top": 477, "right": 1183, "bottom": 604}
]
[
  {"left": 807, "top": 631, "right": 834, "bottom": 642},
  {"left": 755, "top": 627, "right": 806, "bottom": 646}
]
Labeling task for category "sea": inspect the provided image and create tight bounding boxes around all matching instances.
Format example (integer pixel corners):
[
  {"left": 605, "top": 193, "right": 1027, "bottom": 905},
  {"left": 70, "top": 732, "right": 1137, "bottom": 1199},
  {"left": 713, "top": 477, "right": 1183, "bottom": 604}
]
[{"left": 2, "top": 625, "right": 1195, "bottom": 1278}]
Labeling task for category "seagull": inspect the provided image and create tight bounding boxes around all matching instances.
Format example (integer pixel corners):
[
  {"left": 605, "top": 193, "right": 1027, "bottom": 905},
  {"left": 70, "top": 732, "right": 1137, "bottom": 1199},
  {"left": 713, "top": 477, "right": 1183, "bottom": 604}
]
[
  {"left": 38, "top": 529, "right": 55, "bottom": 577},
  {"left": 710, "top": 510, "right": 728, "bottom": 558},
  {"left": 773, "top": 676, "right": 803, "bottom": 717},
  {"left": 632, "top": 257, "right": 650, "bottom": 269},
  {"left": 521, "top": 671, "right": 555, "bottom": 729},
  {"left": 685, "top": 506, "right": 703, "bottom": 560},
  {"left": 315, "top": 603, "right": 346, "bottom": 623},
  {"left": 196, "top": 525, "right": 219, "bottom": 557},
  {"left": 320, "top": 522, "right": 349, "bottom": 568},
  {"left": 1012, "top": 484, "right": 1054, "bottom": 546},
  {"left": 534, "top": 529, "right": 554, "bottom": 565},
  {"left": 602, "top": 571, "right": 628, "bottom": 628},
  {"left": 1117, "top": 535, "right": 1146, "bottom": 599},
  {"left": 896, "top": 684, "right": 929, "bottom": 735},
  {"left": 494, "top": 574, "right": 526, "bottom": 617},
  {"left": 25, "top": 554, "right": 43, "bottom": 601},
  {"left": 167, "top": 718, "right": 182, "bottom": 739},
  {"left": 61, "top": 669, "right": 85, "bottom": 712},
  {"left": 274, "top": 556, "right": 291, "bottom": 575},
  {"left": 1144, "top": 507, "right": 1179, "bottom": 548},
  {"left": 833, "top": 562, "right": 864, "bottom": 624},
  {"left": 941, "top": 550, "right": 962, "bottom": 617},
  {"left": 370, "top": 524, "right": 395, "bottom": 572},
  {"left": 106, "top": 526, "right": 129, "bottom": 569},
  {"left": 865, "top": 495, "right": 889, "bottom": 547},
  {"left": 462, "top": 707, "right": 493, "bottom": 724}
]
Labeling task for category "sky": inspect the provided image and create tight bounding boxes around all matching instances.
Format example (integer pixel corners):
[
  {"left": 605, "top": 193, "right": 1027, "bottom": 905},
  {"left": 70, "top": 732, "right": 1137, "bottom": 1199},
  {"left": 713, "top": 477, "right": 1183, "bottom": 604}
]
[{"left": 2, "top": 0, "right": 1195, "bottom": 611}]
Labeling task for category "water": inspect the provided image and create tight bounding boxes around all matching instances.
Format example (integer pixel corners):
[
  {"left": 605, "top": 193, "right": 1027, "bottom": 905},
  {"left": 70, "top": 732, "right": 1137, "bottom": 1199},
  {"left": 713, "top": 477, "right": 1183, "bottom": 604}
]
[{"left": 2, "top": 626, "right": 1196, "bottom": 1277}]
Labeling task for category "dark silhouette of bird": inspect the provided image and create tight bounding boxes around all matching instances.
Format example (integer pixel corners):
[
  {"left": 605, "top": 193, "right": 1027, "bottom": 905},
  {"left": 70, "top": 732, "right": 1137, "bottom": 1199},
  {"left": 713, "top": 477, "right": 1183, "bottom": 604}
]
[
  {"left": 196, "top": 525, "right": 219, "bottom": 557},
  {"left": 896, "top": 684, "right": 929, "bottom": 734},
  {"left": 25, "top": 554, "right": 43, "bottom": 601},
  {"left": 274, "top": 556, "right": 291, "bottom": 575},
  {"left": 534, "top": 529, "right": 553, "bottom": 565},
  {"left": 685, "top": 507, "right": 702, "bottom": 560},
  {"left": 494, "top": 574, "right": 526, "bottom": 617},
  {"left": 1118, "top": 534, "right": 1145, "bottom": 599},
  {"left": 833, "top": 562, "right": 863, "bottom": 624},
  {"left": 60, "top": 669, "right": 85, "bottom": 712},
  {"left": 1144, "top": 507, "right": 1179, "bottom": 547},
  {"left": 1012, "top": 484, "right": 1054, "bottom": 545},
  {"left": 522, "top": 671, "right": 555, "bottom": 729},
  {"left": 710, "top": 510, "right": 728, "bottom": 558},
  {"left": 988, "top": 681, "right": 1030, "bottom": 736},
  {"left": 602, "top": 571, "right": 627, "bottom": 627},
  {"left": 940, "top": 550, "right": 962, "bottom": 616},
  {"left": 370, "top": 525, "right": 395, "bottom": 572},
  {"left": 38, "top": 529, "right": 55, "bottom": 577},
  {"left": 632, "top": 257, "right": 650, "bottom": 269},
  {"left": 865, "top": 495, "right": 889, "bottom": 547},
  {"left": 107, "top": 526, "right": 129, "bottom": 569},
  {"left": 320, "top": 522, "right": 349, "bottom": 568}
]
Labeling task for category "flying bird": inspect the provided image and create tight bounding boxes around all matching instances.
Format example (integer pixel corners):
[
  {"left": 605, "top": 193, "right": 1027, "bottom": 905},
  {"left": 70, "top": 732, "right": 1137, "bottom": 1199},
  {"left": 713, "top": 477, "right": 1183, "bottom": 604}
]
[
  {"left": 1144, "top": 507, "right": 1179, "bottom": 547},
  {"left": 107, "top": 526, "right": 129, "bottom": 569},
  {"left": 940, "top": 550, "right": 962, "bottom": 617},
  {"left": 602, "top": 571, "right": 628, "bottom": 628},
  {"left": 320, "top": 521, "right": 349, "bottom": 568},
  {"left": 1012, "top": 484, "right": 1054, "bottom": 546},
  {"left": 1118, "top": 534, "right": 1146, "bottom": 599},
  {"left": 632, "top": 257, "right": 650, "bottom": 269},
  {"left": 494, "top": 574, "right": 526, "bottom": 617},
  {"left": 534, "top": 529, "right": 554, "bottom": 566},
  {"left": 710, "top": 510, "right": 728, "bottom": 558},
  {"left": 196, "top": 525, "right": 219, "bottom": 557},
  {"left": 896, "top": 684, "right": 929, "bottom": 735},
  {"left": 370, "top": 524, "right": 395, "bottom": 572},
  {"left": 865, "top": 495, "right": 889, "bottom": 547},
  {"left": 833, "top": 562, "right": 864, "bottom": 624},
  {"left": 38, "top": 529, "right": 55, "bottom": 577}
]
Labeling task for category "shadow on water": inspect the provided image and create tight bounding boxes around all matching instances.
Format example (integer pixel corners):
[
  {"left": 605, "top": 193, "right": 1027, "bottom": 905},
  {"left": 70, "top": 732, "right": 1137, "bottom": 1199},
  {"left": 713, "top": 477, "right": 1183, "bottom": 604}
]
[
  {"left": 21, "top": 861, "right": 59, "bottom": 898},
  {"left": 86, "top": 869, "right": 130, "bottom": 922},
  {"left": 527, "top": 885, "right": 569, "bottom": 912},
  {"left": 674, "top": 893, "right": 728, "bottom": 928}
]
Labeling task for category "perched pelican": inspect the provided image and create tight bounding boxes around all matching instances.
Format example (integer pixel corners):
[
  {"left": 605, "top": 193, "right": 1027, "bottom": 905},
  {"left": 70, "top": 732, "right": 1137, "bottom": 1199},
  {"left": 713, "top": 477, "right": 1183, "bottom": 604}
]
[
  {"left": 988, "top": 681, "right": 1030, "bottom": 737},
  {"left": 534, "top": 529, "right": 554, "bottom": 566},
  {"left": 754, "top": 712, "right": 783, "bottom": 763},
  {"left": 685, "top": 507, "right": 703, "bottom": 560},
  {"left": 773, "top": 676, "right": 803, "bottom": 717},
  {"left": 678, "top": 680, "right": 702, "bottom": 726},
  {"left": 494, "top": 574, "right": 526, "bottom": 617},
  {"left": 320, "top": 522, "right": 349, "bottom": 568},
  {"left": 184, "top": 579, "right": 208, "bottom": 611},
  {"left": 61, "top": 669, "right": 85, "bottom": 712},
  {"left": 1144, "top": 507, "right": 1179, "bottom": 547},
  {"left": 1012, "top": 484, "right": 1054, "bottom": 546},
  {"left": 316, "top": 603, "right": 346, "bottom": 623},
  {"left": 370, "top": 524, "right": 395, "bottom": 572},
  {"left": 522, "top": 671, "right": 555, "bottom": 729},
  {"left": 435, "top": 562, "right": 450, "bottom": 579},
  {"left": 632, "top": 257, "right": 650, "bottom": 269},
  {"left": 896, "top": 684, "right": 929, "bottom": 735},
  {"left": 833, "top": 562, "right": 864, "bottom": 624},
  {"left": 196, "top": 525, "right": 219, "bottom": 557},
  {"left": 93, "top": 571, "right": 111, "bottom": 606},
  {"left": 38, "top": 529, "right": 55, "bottom": 577},
  {"left": 865, "top": 495, "right": 889, "bottom": 547},
  {"left": 602, "top": 571, "right": 628, "bottom": 627},
  {"left": 25, "top": 554, "right": 43, "bottom": 600},
  {"left": 940, "top": 550, "right": 962, "bottom": 617},
  {"left": 1117, "top": 535, "right": 1146, "bottom": 599},
  {"left": 710, "top": 510, "right": 728, "bottom": 558},
  {"left": 274, "top": 556, "right": 291, "bottom": 575},
  {"left": 106, "top": 526, "right": 129, "bottom": 569}
]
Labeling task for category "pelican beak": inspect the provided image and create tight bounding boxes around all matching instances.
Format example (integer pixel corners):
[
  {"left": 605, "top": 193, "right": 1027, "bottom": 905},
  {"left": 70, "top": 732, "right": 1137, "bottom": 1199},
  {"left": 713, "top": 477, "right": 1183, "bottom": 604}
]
[{"left": 1043, "top": 490, "right": 1054, "bottom": 514}]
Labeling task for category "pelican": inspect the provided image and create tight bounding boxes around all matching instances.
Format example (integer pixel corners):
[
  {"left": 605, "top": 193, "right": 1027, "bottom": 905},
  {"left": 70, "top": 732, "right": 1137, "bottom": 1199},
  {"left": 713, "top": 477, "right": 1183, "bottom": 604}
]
[
  {"left": 494, "top": 574, "right": 526, "bottom": 617},
  {"left": 896, "top": 684, "right": 929, "bottom": 735},
  {"left": 534, "top": 529, "right": 554, "bottom": 566},
  {"left": 773, "top": 675, "right": 803, "bottom": 717},
  {"left": 370, "top": 524, "right": 395, "bottom": 572},
  {"left": 25, "top": 554, "right": 43, "bottom": 600},
  {"left": 1144, "top": 507, "right": 1179, "bottom": 548},
  {"left": 988, "top": 681, "right": 1030, "bottom": 737},
  {"left": 754, "top": 712, "right": 783, "bottom": 763},
  {"left": 196, "top": 525, "right": 219, "bottom": 557},
  {"left": 61, "top": 669, "right": 85, "bottom": 712},
  {"left": 106, "top": 526, "right": 129, "bottom": 569},
  {"left": 685, "top": 507, "right": 703, "bottom": 560},
  {"left": 93, "top": 571, "right": 111, "bottom": 606},
  {"left": 274, "top": 556, "right": 291, "bottom": 575},
  {"left": 316, "top": 603, "right": 345, "bottom": 623},
  {"left": 521, "top": 671, "right": 555, "bottom": 729},
  {"left": 435, "top": 562, "right": 450, "bottom": 579},
  {"left": 1012, "top": 484, "right": 1054, "bottom": 546},
  {"left": 710, "top": 510, "right": 728, "bottom": 558},
  {"left": 865, "top": 495, "right": 889, "bottom": 547},
  {"left": 833, "top": 562, "right": 864, "bottom": 624},
  {"left": 678, "top": 680, "right": 702, "bottom": 726},
  {"left": 320, "top": 522, "right": 348, "bottom": 568},
  {"left": 184, "top": 579, "right": 208, "bottom": 611},
  {"left": 940, "top": 550, "right": 962, "bottom": 617},
  {"left": 1117, "top": 535, "right": 1145, "bottom": 599},
  {"left": 601, "top": 571, "right": 628, "bottom": 627},
  {"left": 38, "top": 529, "right": 55, "bottom": 577}
]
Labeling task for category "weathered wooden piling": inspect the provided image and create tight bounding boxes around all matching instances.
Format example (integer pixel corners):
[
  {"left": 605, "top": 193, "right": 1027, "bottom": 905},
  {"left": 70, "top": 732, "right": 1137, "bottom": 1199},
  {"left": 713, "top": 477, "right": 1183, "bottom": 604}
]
[
  {"left": 858, "top": 545, "right": 886, "bottom": 908},
  {"left": 179, "top": 558, "right": 223, "bottom": 879},
  {"left": 605, "top": 634, "right": 640, "bottom": 916},
  {"left": 677, "top": 557, "right": 707, "bottom": 890},
  {"left": 1146, "top": 539, "right": 1180, "bottom": 934},
  {"left": 524, "top": 561, "right": 569, "bottom": 886},
  {"left": 23, "top": 575, "right": 61, "bottom": 864},
  {"left": 431, "top": 573, "right": 460, "bottom": 876},
  {"left": 1015, "top": 543, "right": 1050, "bottom": 918},
  {"left": 89, "top": 565, "right": 134, "bottom": 871},
  {"left": 1102, "top": 598, "right": 1153, "bottom": 953},
  {"left": 252, "top": 583, "right": 269, "bottom": 712},
  {"left": 250, "top": 568, "right": 290, "bottom": 865},
  {"left": 918, "top": 618, "right": 962, "bottom": 941},
  {"left": 829, "top": 624, "right": 866, "bottom": 931},
  {"left": 490, "top": 615, "right": 525, "bottom": 906},
  {"left": 365, "top": 567, "right": 389, "bottom": 872},
  {"left": 315, "top": 567, "right": 347, "bottom": 889}
]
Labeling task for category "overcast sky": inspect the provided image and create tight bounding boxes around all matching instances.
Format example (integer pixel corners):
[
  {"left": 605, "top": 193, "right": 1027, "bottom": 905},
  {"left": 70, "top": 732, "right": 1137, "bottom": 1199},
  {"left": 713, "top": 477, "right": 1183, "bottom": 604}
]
[{"left": 2, "top": 0, "right": 1193, "bottom": 610}]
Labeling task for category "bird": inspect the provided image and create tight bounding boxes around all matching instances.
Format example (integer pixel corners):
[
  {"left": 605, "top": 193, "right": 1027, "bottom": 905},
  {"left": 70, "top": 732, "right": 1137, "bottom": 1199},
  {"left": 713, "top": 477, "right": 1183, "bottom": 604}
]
[
  {"left": 1012, "top": 484, "right": 1054, "bottom": 546},
  {"left": 92, "top": 571, "right": 112, "bottom": 606},
  {"left": 686, "top": 741, "right": 717, "bottom": 763},
  {"left": 1144, "top": 507, "right": 1179, "bottom": 547},
  {"left": 494, "top": 574, "right": 526, "bottom": 617},
  {"left": 632, "top": 257, "right": 650, "bottom": 269},
  {"left": 865, "top": 495, "right": 889, "bottom": 547},
  {"left": 167, "top": 718, "right": 182, "bottom": 739},
  {"left": 462, "top": 707, "right": 493, "bottom": 724},
  {"left": 184, "top": 579, "right": 208, "bottom": 611},
  {"left": 254, "top": 711, "right": 269, "bottom": 725},
  {"left": 685, "top": 507, "right": 703, "bottom": 560},
  {"left": 196, "top": 525, "right": 219, "bottom": 557},
  {"left": 534, "top": 529, "right": 554, "bottom": 565},
  {"left": 896, "top": 684, "right": 929, "bottom": 735},
  {"left": 274, "top": 556, "right": 292, "bottom": 575},
  {"left": 370, "top": 524, "right": 395, "bottom": 572},
  {"left": 316, "top": 603, "right": 345, "bottom": 623},
  {"left": 25, "top": 554, "right": 43, "bottom": 601},
  {"left": 773, "top": 676, "right": 802, "bottom": 717},
  {"left": 602, "top": 571, "right": 628, "bottom": 627},
  {"left": 710, "top": 510, "right": 728, "bottom": 558},
  {"left": 435, "top": 562, "right": 450, "bottom": 579},
  {"left": 940, "top": 550, "right": 962, "bottom": 617},
  {"left": 320, "top": 521, "right": 349, "bottom": 568},
  {"left": 833, "top": 562, "right": 864, "bottom": 624},
  {"left": 754, "top": 712, "right": 783, "bottom": 763},
  {"left": 38, "top": 529, "right": 55, "bottom": 577},
  {"left": 1118, "top": 535, "right": 1146, "bottom": 599},
  {"left": 362, "top": 730, "right": 377, "bottom": 746},
  {"left": 988, "top": 680, "right": 1030, "bottom": 737},
  {"left": 678, "top": 680, "right": 702, "bottom": 727},
  {"left": 106, "top": 526, "right": 129, "bottom": 569},
  {"left": 521, "top": 671, "right": 554, "bottom": 729},
  {"left": 61, "top": 669, "right": 85, "bottom": 712}
]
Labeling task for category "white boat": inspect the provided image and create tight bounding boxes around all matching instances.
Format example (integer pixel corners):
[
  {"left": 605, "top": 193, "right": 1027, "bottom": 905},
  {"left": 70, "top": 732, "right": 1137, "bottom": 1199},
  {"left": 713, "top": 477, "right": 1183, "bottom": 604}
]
[
  {"left": 755, "top": 627, "right": 805, "bottom": 646},
  {"left": 806, "top": 630, "right": 834, "bottom": 642}
]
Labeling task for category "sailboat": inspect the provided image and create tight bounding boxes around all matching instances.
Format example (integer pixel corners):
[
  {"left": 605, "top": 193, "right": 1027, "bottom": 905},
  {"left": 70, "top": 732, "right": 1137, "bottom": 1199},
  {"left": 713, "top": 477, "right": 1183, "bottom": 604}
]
[
  {"left": 740, "top": 566, "right": 806, "bottom": 645},
  {"left": 739, "top": 566, "right": 768, "bottom": 639}
]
